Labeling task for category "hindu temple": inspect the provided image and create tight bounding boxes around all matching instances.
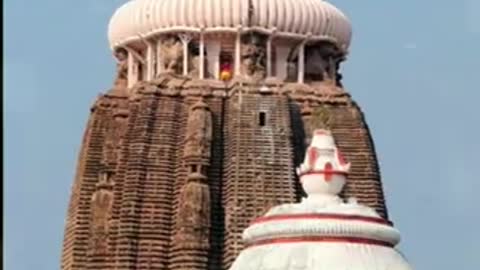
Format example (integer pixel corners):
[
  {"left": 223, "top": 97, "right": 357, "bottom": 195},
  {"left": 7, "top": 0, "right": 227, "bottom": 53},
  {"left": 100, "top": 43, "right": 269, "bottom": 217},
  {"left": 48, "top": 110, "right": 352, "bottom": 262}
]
[{"left": 60, "top": 0, "right": 410, "bottom": 269}]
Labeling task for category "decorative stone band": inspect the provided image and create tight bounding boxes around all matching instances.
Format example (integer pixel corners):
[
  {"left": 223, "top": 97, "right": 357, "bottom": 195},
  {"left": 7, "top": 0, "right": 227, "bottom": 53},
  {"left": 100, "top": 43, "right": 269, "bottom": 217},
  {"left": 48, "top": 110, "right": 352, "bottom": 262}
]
[
  {"left": 243, "top": 214, "right": 400, "bottom": 247},
  {"left": 245, "top": 235, "right": 395, "bottom": 249}
]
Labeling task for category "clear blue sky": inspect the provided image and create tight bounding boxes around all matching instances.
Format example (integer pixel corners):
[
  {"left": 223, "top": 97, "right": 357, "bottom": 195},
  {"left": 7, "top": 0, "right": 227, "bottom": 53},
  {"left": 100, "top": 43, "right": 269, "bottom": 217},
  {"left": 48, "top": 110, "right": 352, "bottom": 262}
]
[{"left": 4, "top": 0, "right": 480, "bottom": 269}]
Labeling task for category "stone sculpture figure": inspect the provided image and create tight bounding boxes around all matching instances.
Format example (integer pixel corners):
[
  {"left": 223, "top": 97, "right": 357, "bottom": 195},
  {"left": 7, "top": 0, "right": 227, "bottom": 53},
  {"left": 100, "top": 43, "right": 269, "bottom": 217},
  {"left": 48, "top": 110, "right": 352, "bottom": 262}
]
[
  {"left": 174, "top": 173, "right": 211, "bottom": 248},
  {"left": 311, "top": 106, "right": 333, "bottom": 130},
  {"left": 305, "top": 45, "right": 329, "bottom": 81},
  {"left": 241, "top": 33, "right": 267, "bottom": 79},
  {"left": 89, "top": 171, "right": 114, "bottom": 255},
  {"left": 286, "top": 44, "right": 300, "bottom": 81},
  {"left": 319, "top": 43, "right": 342, "bottom": 80},
  {"left": 184, "top": 99, "right": 213, "bottom": 159},
  {"left": 160, "top": 35, "right": 183, "bottom": 73},
  {"left": 113, "top": 48, "right": 128, "bottom": 88}
]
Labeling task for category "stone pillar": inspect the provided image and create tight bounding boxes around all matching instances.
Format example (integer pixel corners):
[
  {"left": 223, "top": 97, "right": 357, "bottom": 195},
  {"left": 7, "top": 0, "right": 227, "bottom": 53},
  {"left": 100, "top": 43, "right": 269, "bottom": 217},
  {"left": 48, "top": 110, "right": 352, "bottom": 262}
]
[
  {"left": 234, "top": 27, "right": 242, "bottom": 76},
  {"left": 179, "top": 33, "right": 192, "bottom": 76},
  {"left": 297, "top": 35, "right": 311, "bottom": 84},
  {"left": 156, "top": 39, "right": 164, "bottom": 76},
  {"left": 199, "top": 30, "right": 205, "bottom": 79},
  {"left": 127, "top": 51, "right": 139, "bottom": 88},
  {"left": 297, "top": 44, "right": 305, "bottom": 84},
  {"left": 146, "top": 42, "right": 155, "bottom": 81},
  {"left": 206, "top": 41, "right": 221, "bottom": 80},
  {"left": 126, "top": 48, "right": 145, "bottom": 88},
  {"left": 275, "top": 45, "right": 290, "bottom": 80},
  {"left": 266, "top": 29, "right": 276, "bottom": 78}
]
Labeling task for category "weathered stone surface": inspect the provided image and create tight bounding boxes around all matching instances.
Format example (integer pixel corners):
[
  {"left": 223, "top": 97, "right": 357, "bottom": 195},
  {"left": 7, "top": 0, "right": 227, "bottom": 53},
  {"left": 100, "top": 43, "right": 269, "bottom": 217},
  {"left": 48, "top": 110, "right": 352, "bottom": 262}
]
[{"left": 61, "top": 81, "right": 387, "bottom": 270}]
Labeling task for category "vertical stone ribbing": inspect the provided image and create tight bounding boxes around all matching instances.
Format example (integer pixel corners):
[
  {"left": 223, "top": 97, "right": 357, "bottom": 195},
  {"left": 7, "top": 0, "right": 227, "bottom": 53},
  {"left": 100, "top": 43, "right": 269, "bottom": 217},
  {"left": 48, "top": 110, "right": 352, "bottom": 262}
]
[
  {"left": 170, "top": 98, "right": 213, "bottom": 270},
  {"left": 61, "top": 114, "right": 93, "bottom": 270},
  {"left": 136, "top": 94, "right": 182, "bottom": 269},
  {"left": 62, "top": 81, "right": 389, "bottom": 270},
  {"left": 222, "top": 92, "right": 297, "bottom": 269},
  {"left": 206, "top": 97, "right": 225, "bottom": 270},
  {"left": 110, "top": 93, "right": 182, "bottom": 270},
  {"left": 112, "top": 95, "right": 156, "bottom": 269},
  {"left": 61, "top": 99, "right": 113, "bottom": 269},
  {"left": 87, "top": 95, "right": 129, "bottom": 270}
]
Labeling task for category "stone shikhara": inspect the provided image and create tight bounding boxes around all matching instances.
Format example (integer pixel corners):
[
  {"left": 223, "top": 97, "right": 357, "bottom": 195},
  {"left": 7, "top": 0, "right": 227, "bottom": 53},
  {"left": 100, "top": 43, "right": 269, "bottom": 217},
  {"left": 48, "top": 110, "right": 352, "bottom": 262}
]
[{"left": 61, "top": 1, "right": 410, "bottom": 270}]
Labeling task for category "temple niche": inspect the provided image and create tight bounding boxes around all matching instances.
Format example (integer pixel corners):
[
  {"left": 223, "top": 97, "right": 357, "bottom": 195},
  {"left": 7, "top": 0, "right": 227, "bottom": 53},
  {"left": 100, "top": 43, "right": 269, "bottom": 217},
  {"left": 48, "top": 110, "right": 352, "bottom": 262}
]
[
  {"left": 159, "top": 34, "right": 184, "bottom": 74},
  {"left": 189, "top": 41, "right": 210, "bottom": 78},
  {"left": 174, "top": 173, "right": 211, "bottom": 248},
  {"left": 183, "top": 99, "right": 213, "bottom": 161},
  {"left": 89, "top": 171, "right": 114, "bottom": 255},
  {"left": 304, "top": 41, "right": 344, "bottom": 84},
  {"left": 113, "top": 48, "right": 128, "bottom": 88},
  {"left": 173, "top": 99, "right": 213, "bottom": 255},
  {"left": 240, "top": 33, "right": 267, "bottom": 80},
  {"left": 285, "top": 43, "right": 301, "bottom": 82}
]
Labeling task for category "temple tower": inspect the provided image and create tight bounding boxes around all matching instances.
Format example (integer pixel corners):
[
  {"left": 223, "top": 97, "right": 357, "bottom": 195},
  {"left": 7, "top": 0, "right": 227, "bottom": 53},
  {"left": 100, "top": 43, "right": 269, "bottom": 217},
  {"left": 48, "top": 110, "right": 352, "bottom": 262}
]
[{"left": 61, "top": 1, "right": 388, "bottom": 270}]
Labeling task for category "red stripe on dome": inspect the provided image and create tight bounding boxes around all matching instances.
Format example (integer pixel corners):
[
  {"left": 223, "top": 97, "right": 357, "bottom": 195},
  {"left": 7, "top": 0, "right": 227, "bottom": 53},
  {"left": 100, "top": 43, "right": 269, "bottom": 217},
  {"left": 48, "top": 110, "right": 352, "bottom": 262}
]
[
  {"left": 251, "top": 213, "right": 393, "bottom": 226},
  {"left": 298, "top": 170, "right": 348, "bottom": 178},
  {"left": 246, "top": 236, "right": 394, "bottom": 248},
  {"left": 324, "top": 162, "right": 333, "bottom": 181}
]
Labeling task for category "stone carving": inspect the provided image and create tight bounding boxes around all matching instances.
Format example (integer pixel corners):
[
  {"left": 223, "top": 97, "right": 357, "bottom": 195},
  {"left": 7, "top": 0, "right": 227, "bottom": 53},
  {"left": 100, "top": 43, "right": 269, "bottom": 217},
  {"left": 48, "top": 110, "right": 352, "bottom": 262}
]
[
  {"left": 241, "top": 33, "right": 267, "bottom": 79},
  {"left": 113, "top": 48, "right": 128, "bottom": 88},
  {"left": 189, "top": 55, "right": 201, "bottom": 77},
  {"left": 286, "top": 44, "right": 301, "bottom": 81},
  {"left": 305, "top": 42, "right": 343, "bottom": 82},
  {"left": 311, "top": 106, "right": 333, "bottom": 130},
  {"left": 225, "top": 200, "right": 246, "bottom": 234},
  {"left": 159, "top": 35, "right": 183, "bottom": 73},
  {"left": 184, "top": 99, "right": 213, "bottom": 159},
  {"left": 188, "top": 43, "right": 210, "bottom": 78},
  {"left": 89, "top": 171, "right": 114, "bottom": 255},
  {"left": 304, "top": 46, "right": 328, "bottom": 81},
  {"left": 301, "top": 104, "right": 334, "bottom": 146},
  {"left": 174, "top": 173, "right": 211, "bottom": 248}
]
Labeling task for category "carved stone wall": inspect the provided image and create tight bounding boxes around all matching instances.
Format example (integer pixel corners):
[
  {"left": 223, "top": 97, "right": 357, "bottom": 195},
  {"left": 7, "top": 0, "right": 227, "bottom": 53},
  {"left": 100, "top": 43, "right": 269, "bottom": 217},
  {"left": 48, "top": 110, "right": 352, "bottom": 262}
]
[
  {"left": 222, "top": 92, "right": 297, "bottom": 268},
  {"left": 61, "top": 80, "right": 387, "bottom": 270}
]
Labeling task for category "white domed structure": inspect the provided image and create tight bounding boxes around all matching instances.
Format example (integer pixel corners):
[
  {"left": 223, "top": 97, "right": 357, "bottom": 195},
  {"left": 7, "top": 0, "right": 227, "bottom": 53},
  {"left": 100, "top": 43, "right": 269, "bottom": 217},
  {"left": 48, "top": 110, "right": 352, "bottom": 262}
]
[
  {"left": 229, "top": 129, "right": 413, "bottom": 270},
  {"left": 107, "top": 0, "right": 352, "bottom": 89},
  {"left": 108, "top": 0, "right": 352, "bottom": 50}
]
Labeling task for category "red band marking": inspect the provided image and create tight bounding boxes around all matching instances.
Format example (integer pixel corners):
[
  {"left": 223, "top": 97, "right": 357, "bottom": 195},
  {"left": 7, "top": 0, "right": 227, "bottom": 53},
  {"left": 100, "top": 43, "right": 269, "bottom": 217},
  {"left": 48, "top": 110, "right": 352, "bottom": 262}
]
[
  {"left": 314, "top": 130, "right": 329, "bottom": 136},
  {"left": 337, "top": 150, "right": 348, "bottom": 166},
  {"left": 251, "top": 213, "right": 393, "bottom": 226},
  {"left": 307, "top": 147, "right": 318, "bottom": 169},
  {"left": 324, "top": 162, "right": 333, "bottom": 181},
  {"left": 246, "top": 236, "right": 394, "bottom": 248},
  {"left": 298, "top": 170, "right": 348, "bottom": 178}
]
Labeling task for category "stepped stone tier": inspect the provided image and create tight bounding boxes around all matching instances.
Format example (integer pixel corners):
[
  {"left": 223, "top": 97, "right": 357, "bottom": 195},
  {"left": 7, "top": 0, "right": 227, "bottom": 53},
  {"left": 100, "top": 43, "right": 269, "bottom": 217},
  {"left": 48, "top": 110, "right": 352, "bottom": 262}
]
[
  {"left": 229, "top": 130, "right": 412, "bottom": 270},
  {"left": 60, "top": 1, "right": 400, "bottom": 270}
]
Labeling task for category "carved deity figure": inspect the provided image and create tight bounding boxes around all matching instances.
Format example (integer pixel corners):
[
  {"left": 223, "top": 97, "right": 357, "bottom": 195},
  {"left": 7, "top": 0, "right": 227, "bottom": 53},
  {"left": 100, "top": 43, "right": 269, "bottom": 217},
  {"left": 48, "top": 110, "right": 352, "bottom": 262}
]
[
  {"left": 241, "top": 33, "right": 267, "bottom": 79},
  {"left": 287, "top": 42, "right": 344, "bottom": 83},
  {"left": 113, "top": 48, "right": 128, "bottom": 88},
  {"left": 89, "top": 172, "right": 114, "bottom": 255},
  {"left": 305, "top": 42, "right": 343, "bottom": 82},
  {"left": 160, "top": 35, "right": 183, "bottom": 73},
  {"left": 304, "top": 46, "right": 328, "bottom": 81},
  {"left": 286, "top": 44, "right": 301, "bottom": 81},
  {"left": 174, "top": 173, "right": 211, "bottom": 248},
  {"left": 187, "top": 42, "right": 206, "bottom": 78},
  {"left": 184, "top": 100, "right": 213, "bottom": 159}
]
